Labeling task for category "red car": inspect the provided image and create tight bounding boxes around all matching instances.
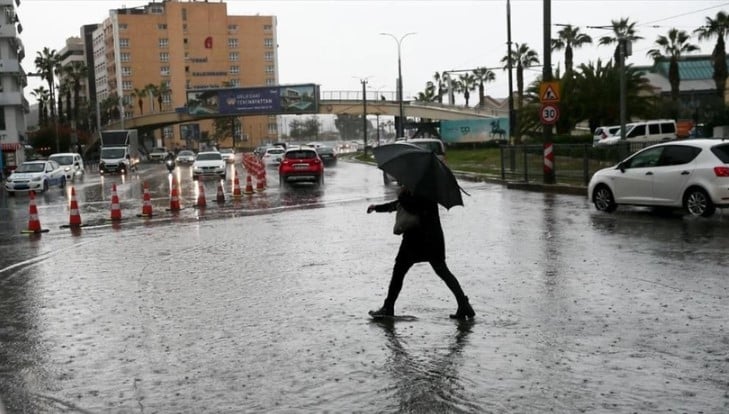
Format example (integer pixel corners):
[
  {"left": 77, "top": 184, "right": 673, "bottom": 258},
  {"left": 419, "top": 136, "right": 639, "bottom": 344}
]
[{"left": 279, "top": 147, "right": 324, "bottom": 186}]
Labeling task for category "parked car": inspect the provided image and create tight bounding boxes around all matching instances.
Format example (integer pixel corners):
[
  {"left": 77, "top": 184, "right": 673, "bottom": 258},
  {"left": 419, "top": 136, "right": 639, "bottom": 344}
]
[
  {"left": 48, "top": 152, "right": 85, "bottom": 181},
  {"left": 279, "top": 147, "right": 324, "bottom": 186},
  {"left": 316, "top": 145, "right": 337, "bottom": 166},
  {"left": 593, "top": 125, "right": 621, "bottom": 147},
  {"left": 192, "top": 151, "right": 227, "bottom": 181},
  {"left": 175, "top": 150, "right": 196, "bottom": 165},
  {"left": 384, "top": 138, "right": 446, "bottom": 184},
  {"left": 148, "top": 147, "right": 168, "bottom": 162},
  {"left": 588, "top": 138, "right": 729, "bottom": 217},
  {"left": 4, "top": 160, "right": 66, "bottom": 195},
  {"left": 220, "top": 148, "right": 236, "bottom": 164},
  {"left": 262, "top": 146, "right": 285, "bottom": 167}
]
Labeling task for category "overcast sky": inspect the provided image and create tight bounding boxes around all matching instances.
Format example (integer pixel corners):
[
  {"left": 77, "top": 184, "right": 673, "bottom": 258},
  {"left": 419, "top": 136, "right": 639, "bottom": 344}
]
[{"left": 17, "top": 0, "right": 729, "bottom": 105}]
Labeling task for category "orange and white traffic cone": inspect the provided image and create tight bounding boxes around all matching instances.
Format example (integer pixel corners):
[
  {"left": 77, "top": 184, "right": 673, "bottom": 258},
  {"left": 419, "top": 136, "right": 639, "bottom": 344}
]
[
  {"left": 234, "top": 171, "right": 244, "bottom": 197},
  {"left": 24, "top": 191, "right": 44, "bottom": 233},
  {"left": 216, "top": 181, "right": 226, "bottom": 204},
  {"left": 196, "top": 181, "right": 207, "bottom": 208},
  {"left": 255, "top": 169, "right": 265, "bottom": 192},
  {"left": 243, "top": 174, "right": 254, "bottom": 194},
  {"left": 140, "top": 182, "right": 153, "bottom": 217},
  {"left": 110, "top": 183, "right": 122, "bottom": 221},
  {"left": 68, "top": 187, "right": 82, "bottom": 227},
  {"left": 169, "top": 176, "right": 181, "bottom": 211}
]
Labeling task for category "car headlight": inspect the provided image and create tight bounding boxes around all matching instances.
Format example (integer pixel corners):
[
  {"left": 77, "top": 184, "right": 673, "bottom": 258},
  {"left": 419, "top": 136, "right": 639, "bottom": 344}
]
[{"left": 31, "top": 176, "right": 42, "bottom": 182}]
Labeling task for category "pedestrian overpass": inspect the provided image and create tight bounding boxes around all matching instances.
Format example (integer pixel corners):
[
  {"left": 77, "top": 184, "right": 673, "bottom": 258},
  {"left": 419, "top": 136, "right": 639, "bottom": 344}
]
[{"left": 105, "top": 90, "right": 506, "bottom": 134}]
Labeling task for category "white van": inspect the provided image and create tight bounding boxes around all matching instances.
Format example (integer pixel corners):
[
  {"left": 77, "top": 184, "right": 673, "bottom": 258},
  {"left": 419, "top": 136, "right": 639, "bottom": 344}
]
[
  {"left": 48, "top": 152, "right": 85, "bottom": 181},
  {"left": 624, "top": 119, "right": 677, "bottom": 143}
]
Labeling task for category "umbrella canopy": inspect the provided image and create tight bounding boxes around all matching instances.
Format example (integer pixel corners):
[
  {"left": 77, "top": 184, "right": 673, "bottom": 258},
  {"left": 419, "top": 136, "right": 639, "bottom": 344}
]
[{"left": 373, "top": 143, "right": 464, "bottom": 209}]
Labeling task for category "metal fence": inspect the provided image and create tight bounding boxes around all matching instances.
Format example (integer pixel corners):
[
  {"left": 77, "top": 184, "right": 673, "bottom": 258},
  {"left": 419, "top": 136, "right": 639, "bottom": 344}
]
[{"left": 499, "top": 142, "right": 653, "bottom": 186}]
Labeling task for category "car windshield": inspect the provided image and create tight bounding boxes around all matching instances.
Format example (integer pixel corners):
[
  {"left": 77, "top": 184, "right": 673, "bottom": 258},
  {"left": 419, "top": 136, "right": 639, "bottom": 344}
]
[
  {"left": 49, "top": 155, "right": 73, "bottom": 165},
  {"left": 220, "top": 149, "right": 233, "bottom": 154},
  {"left": 197, "top": 153, "right": 222, "bottom": 161},
  {"left": 317, "top": 147, "right": 334, "bottom": 154},
  {"left": 286, "top": 150, "right": 317, "bottom": 160},
  {"left": 102, "top": 148, "right": 126, "bottom": 158},
  {"left": 17, "top": 163, "right": 45, "bottom": 173},
  {"left": 178, "top": 151, "right": 195, "bottom": 157},
  {"left": 267, "top": 149, "right": 284, "bottom": 155}
]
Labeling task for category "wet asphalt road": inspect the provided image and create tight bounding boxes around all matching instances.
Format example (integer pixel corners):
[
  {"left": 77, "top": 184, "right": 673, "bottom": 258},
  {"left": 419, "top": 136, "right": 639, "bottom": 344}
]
[{"left": 1, "top": 159, "right": 728, "bottom": 413}]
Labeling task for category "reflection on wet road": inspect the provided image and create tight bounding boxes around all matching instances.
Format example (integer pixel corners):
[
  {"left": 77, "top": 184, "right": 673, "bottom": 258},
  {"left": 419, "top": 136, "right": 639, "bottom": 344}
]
[{"left": 1, "top": 159, "right": 728, "bottom": 412}]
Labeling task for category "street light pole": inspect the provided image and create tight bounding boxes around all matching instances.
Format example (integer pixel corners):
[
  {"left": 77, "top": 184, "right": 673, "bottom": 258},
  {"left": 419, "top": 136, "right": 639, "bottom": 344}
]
[
  {"left": 361, "top": 78, "right": 368, "bottom": 157},
  {"left": 380, "top": 32, "right": 415, "bottom": 138}
]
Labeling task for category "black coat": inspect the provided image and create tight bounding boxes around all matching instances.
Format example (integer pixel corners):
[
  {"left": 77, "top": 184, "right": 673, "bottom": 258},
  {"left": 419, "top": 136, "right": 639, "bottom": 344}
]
[{"left": 373, "top": 190, "right": 446, "bottom": 263}]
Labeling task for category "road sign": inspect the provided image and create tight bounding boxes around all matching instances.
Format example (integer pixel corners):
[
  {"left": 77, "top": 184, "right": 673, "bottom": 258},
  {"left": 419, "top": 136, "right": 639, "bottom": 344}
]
[
  {"left": 539, "top": 81, "right": 560, "bottom": 103},
  {"left": 539, "top": 103, "right": 560, "bottom": 125}
]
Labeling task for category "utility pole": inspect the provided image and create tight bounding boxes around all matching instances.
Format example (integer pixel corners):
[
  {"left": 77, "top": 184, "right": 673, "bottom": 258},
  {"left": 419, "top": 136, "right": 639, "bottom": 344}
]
[
  {"left": 362, "top": 78, "right": 368, "bottom": 157},
  {"left": 506, "top": 0, "right": 515, "bottom": 144},
  {"left": 542, "top": 0, "right": 555, "bottom": 184}
]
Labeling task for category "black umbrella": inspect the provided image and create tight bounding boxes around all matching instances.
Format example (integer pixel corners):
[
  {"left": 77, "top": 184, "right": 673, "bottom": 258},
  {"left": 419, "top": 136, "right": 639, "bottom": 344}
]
[{"left": 373, "top": 143, "right": 465, "bottom": 209}]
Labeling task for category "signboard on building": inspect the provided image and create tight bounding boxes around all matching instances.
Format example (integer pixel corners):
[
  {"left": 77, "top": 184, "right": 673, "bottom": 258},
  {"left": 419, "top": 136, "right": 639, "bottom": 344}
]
[
  {"left": 186, "top": 84, "right": 320, "bottom": 116},
  {"left": 440, "top": 118, "right": 509, "bottom": 143}
]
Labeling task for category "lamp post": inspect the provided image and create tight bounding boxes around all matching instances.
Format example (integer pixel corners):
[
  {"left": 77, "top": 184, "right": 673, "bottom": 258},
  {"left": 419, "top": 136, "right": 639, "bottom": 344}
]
[{"left": 380, "top": 32, "right": 415, "bottom": 138}]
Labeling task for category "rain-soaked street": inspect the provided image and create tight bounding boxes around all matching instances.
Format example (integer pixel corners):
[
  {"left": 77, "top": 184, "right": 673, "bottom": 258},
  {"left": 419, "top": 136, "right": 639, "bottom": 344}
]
[{"left": 1, "top": 159, "right": 728, "bottom": 413}]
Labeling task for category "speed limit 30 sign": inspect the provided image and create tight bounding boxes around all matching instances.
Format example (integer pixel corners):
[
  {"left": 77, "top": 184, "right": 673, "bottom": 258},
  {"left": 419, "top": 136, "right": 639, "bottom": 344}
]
[{"left": 539, "top": 103, "right": 560, "bottom": 125}]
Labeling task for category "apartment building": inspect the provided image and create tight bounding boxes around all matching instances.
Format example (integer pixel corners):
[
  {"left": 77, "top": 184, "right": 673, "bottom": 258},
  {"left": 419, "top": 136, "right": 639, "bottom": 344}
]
[
  {"left": 91, "top": 0, "right": 279, "bottom": 150},
  {"left": 0, "top": 0, "right": 28, "bottom": 176}
]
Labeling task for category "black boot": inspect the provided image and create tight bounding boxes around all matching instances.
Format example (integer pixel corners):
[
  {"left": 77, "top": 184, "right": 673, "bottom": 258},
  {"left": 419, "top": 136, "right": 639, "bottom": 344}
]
[
  {"left": 450, "top": 296, "right": 475, "bottom": 319},
  {"left": 369, "top": 303, "right": 394, "bottom": 317}
]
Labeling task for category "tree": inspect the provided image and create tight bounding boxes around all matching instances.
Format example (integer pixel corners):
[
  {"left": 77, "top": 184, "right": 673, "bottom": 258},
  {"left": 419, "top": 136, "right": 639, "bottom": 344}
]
[
  {"left": 472, "top": 67, "right": 496, "bottom": 108},
  {"left": 34, "top": 47, "right": 60, "bottom": 122},
  {"left": 156, "top": 81, "right": 171, "bottom": 112},
  {"left": 551, "top": 24, "right": 592, "bottom": 76},
  {"left": 31, "top": 86, "right": 50, "bottom": 126},
  {"left": 502, "top": 42, "right": 540, "bottom": 111},
  {"left": 458, "top": 73, "right": 477, "bottom": 107},
  {"left": 415, "top": 81, "right": 437, "bottom": 102},
  {"left": 145, "top": 83, "right": 159, "bottom": 112},
  {"left": 132, "top": 87, "right": 147, "bottom": 115},
  {"left": 694, "top": 11, "right": 729, "bottom": 100},
  {"left": 334, "top": 114, "right": 372, "bottom": 140},
  {"left": 62, "top": 61, "right": 88, "bottom": 128},
  {"left": 432, "top": 72, "right": 446, "bottom": 103},
  {"left": 288, "top": 117, "right": 321, "bottom": 139},
  {"left": 647, "top": 28, "right": 699, "bottom": 107},
  {"left": 598, "top": 18, "right": 643, "bottom": 64}
]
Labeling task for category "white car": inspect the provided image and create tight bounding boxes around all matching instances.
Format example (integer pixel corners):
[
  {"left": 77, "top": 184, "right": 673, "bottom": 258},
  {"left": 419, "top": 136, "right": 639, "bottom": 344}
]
[
  {"left": 261, "top": 146, "right": 285, "bottom": 167},
  {"left": 4, "top": 160, "right": 67, "bottom": 195},
  {"left": 175, "top": 150, "right": 196, "bottom": 165},
  {"left": 220, "top": 148, "right": 236, "bottom": 164},
  {"left": 588, "top": 139, "right": 729, "bottom": 217},
  {"left": 48, "top": 152, "right": 85, "bottom": 181},
  {"left": 148, "top": 147, "right": 168, "bottom": 162},
  {"left": 593, "top": 125, "right": 621, "bottom": 147},
  {"left": 192, "top": 151, "right": 226, "bottom": 180}
]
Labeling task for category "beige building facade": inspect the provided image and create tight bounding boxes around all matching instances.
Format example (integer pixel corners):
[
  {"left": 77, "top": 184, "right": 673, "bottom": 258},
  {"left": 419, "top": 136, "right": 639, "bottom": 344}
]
[{"left": 94, "top": 0, "right": 278, "bottom": 150}]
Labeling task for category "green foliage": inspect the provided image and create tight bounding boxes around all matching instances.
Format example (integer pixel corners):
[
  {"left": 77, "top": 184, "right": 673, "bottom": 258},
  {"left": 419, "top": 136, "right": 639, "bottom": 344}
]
[
  {"left": 289, "top": 116, "right": 321, "bottom": 139},
  {"left": 334, "top": 114, "right": 373, "bottom": 140}
]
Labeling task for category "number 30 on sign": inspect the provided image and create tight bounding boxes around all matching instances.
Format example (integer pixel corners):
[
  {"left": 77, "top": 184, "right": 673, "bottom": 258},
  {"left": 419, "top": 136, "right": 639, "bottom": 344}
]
[{"left": 539, "top": 103, "right": 560, "bottom": 125}]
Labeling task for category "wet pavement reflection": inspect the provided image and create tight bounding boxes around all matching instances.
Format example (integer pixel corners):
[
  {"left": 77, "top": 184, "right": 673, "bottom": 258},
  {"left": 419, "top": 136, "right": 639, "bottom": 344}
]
[{"left": 1, "top": 160, "right": 728, "bottom": 412}]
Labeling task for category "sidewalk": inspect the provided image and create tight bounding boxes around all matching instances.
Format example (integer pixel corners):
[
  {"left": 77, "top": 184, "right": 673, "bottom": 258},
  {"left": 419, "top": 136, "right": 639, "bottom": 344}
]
[{"left": 452, "top": 169, "right": 588, "bottom": 197}]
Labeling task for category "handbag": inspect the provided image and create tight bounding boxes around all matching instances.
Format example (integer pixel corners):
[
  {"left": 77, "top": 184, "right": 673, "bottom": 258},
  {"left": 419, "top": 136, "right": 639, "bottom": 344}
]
[{"left": 393, "top": 204, "right": 420, "bottom": 235}]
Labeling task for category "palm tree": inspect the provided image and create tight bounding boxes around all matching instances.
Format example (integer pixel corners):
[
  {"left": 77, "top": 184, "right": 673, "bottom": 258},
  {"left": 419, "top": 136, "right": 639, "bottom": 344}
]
[
  {"left": 156, "top": 81, "right": 171, "bottom": 112},
  {"left": 132, "top": 87, "right": 146, "bottom": 115},
  {"left": 432, "top": 72, "right": 446, "bottom": 103},
  {"left": 63, "top": 61, "right": 88, "bottom": 127},
  {"left": 34, "top": 47, "right": 60, "bottom": 122},
  {"left": 145, "top": 83, "right": 159, "bottom": 112},
  {"left": 551, "top": 24, "right": 592, "bottom": 76},
  {"left": 694, "top": 11, "right": 729, "bottom": 99},
  {"left": 472, "top": 67, "right": 496, "bottom": 108},
  {"left": 598, "top": 18, "right": 643, "bottom": 64},
  {"left": 415, "top": 81, "right": 437, "bottom": 102},
  {"left": 457, "top": 73, "right": 477, "bottom": 107},
  {"left": 501, "top": 42, "right": 540, "bottom": 111},
  {"left": 442, "top": 72, "right": 460, "bottom": 105},
  {"left": 31, "top": 86, "right": 50, "bottom": 126},
  {"left": 647, "top": 28, "right": 699, "bottom": 105}
]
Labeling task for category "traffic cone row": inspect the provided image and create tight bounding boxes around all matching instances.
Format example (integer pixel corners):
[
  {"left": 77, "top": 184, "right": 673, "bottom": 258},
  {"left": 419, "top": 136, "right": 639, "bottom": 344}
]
[
  {"left": 110, "top": 184, "right": 122, "bottom": 221},
  {"left": 69, "top": 187, "right": 82, "bottom": 227}
]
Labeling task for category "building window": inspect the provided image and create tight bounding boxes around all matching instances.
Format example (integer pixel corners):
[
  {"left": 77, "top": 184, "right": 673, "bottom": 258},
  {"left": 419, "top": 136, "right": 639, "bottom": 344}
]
[
  {"left": 181, "top": 8, "right": 187, "bottom": 20},
  {"left": 228, "top": 38, "right": 238, "bottom": 48},
  {"left": 119, "top": 23, "right": 128, "bottom": 30},
  {"left": 160, "top": 52, "right": 169, "bottom": 62},
  {"left": 229, "top": 66, "right": 240, "bottom": 75},
  {"left": 119, "top": 38, "right": 129, "bottom": 48},
  {"left": 163, "top": 126, "right": 173, "bottom": 138},
  {"left": 122, "top": 67, "right": 132, "bottom": 76},
  {"left": 229, "top": 51, "right": 239, "bottom": 61},
  {"left": 268, "top": 122, "right": 277, "bottom": 134},
  {"left": 122, "top": 81, "right": 132, "bottom": 90},
  {"left": 264, "top": 38, "right": 273, "bottom": 48},
  {"left": 265, "top": 78, "right": 275, "bottom": 86},
  {"left": 265, "top": 51, "right": 274, "bottom": 61},
  {"left": 161, "top": 66, "right": 170, "bottom": 76},
  {"left": 162, "top": 93, "right": 171, "bottom": 105},
  {"left": 229, "top": 79, "right": 240, "bottom": 87},
  {"left": 264, "top": 24, "right": 272, "bottom": 31},
  {"left": 157, "top": 23, "right": 167, "bottom": 30},
  {"left": 228, "top": 24, "right": 238, "bottom": 32},
  {"left": 120, "top": 52, "right": 130, "bottom": 62},
  {"left": 265, "top": 65, "right": 275, "bottom": 73},
  {"left": 150, "top": 4, "right": 163, "bottom": 14},
  {"left": 159, "top": 38, "right": 168, "bottom": 48}
]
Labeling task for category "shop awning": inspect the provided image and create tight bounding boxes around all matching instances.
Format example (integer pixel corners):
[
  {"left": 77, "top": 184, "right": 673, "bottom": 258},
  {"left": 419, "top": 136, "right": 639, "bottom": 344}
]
[{"left": 1, "top": 143, "right": 22, "bottom": 151}]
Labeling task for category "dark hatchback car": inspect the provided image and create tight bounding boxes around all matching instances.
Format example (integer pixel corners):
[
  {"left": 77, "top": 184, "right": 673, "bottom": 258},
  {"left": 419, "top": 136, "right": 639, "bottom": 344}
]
[{"left": 316, "top": 146, "right": 337, "bottom": 166}]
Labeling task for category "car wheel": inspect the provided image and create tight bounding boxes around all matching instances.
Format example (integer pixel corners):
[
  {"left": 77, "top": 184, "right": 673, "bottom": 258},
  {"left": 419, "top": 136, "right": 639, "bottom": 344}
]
[
  {"left": 316, "top": 175, "right": 324, "bottom": 186},
  {"left": 7, "top": 191, "right": 14, "bottom": 196},
  {"left": 684, "top": 187, "right": 715, "bottom": 217},
  {"left": 592, "top": 184, "right": 617, "bottom": 212}
]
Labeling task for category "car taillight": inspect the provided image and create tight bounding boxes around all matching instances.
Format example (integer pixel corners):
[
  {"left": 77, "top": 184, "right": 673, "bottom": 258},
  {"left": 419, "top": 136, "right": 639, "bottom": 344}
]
[{"left": 714, "top": 166, "right": 729, "bottom": 177}]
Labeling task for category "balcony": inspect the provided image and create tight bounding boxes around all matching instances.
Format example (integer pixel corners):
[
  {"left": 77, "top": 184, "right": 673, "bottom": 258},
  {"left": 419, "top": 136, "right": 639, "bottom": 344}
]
[
  {"left": 0, "top": 91, "right": 23, "bottom": 106},
  {"left": 0, "top": 24, "right": 18, "bottom": 38},
  {"left": 0, "top": 58, "right": 20, "bottom": 73}
]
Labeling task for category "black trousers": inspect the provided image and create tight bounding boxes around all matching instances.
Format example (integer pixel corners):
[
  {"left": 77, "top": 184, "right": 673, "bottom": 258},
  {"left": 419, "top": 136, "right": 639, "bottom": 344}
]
[{"left": 383, "top": 258, "right": 467, "bottom": 309}]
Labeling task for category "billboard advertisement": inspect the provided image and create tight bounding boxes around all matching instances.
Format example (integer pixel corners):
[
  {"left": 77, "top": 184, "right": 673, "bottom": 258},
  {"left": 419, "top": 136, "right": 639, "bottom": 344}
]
[
  {"left": 440, "top": 118, "right": 509, "bottom": 143},
  {"left": 186, "top": 84, "right": 319, "bottom": 116}
]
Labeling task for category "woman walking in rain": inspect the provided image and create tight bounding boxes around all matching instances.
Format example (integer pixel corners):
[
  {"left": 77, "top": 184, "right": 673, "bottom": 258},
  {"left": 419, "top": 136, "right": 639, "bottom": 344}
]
[{"left": 367, "top": 186, "right": 474, "bottom": 319}]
